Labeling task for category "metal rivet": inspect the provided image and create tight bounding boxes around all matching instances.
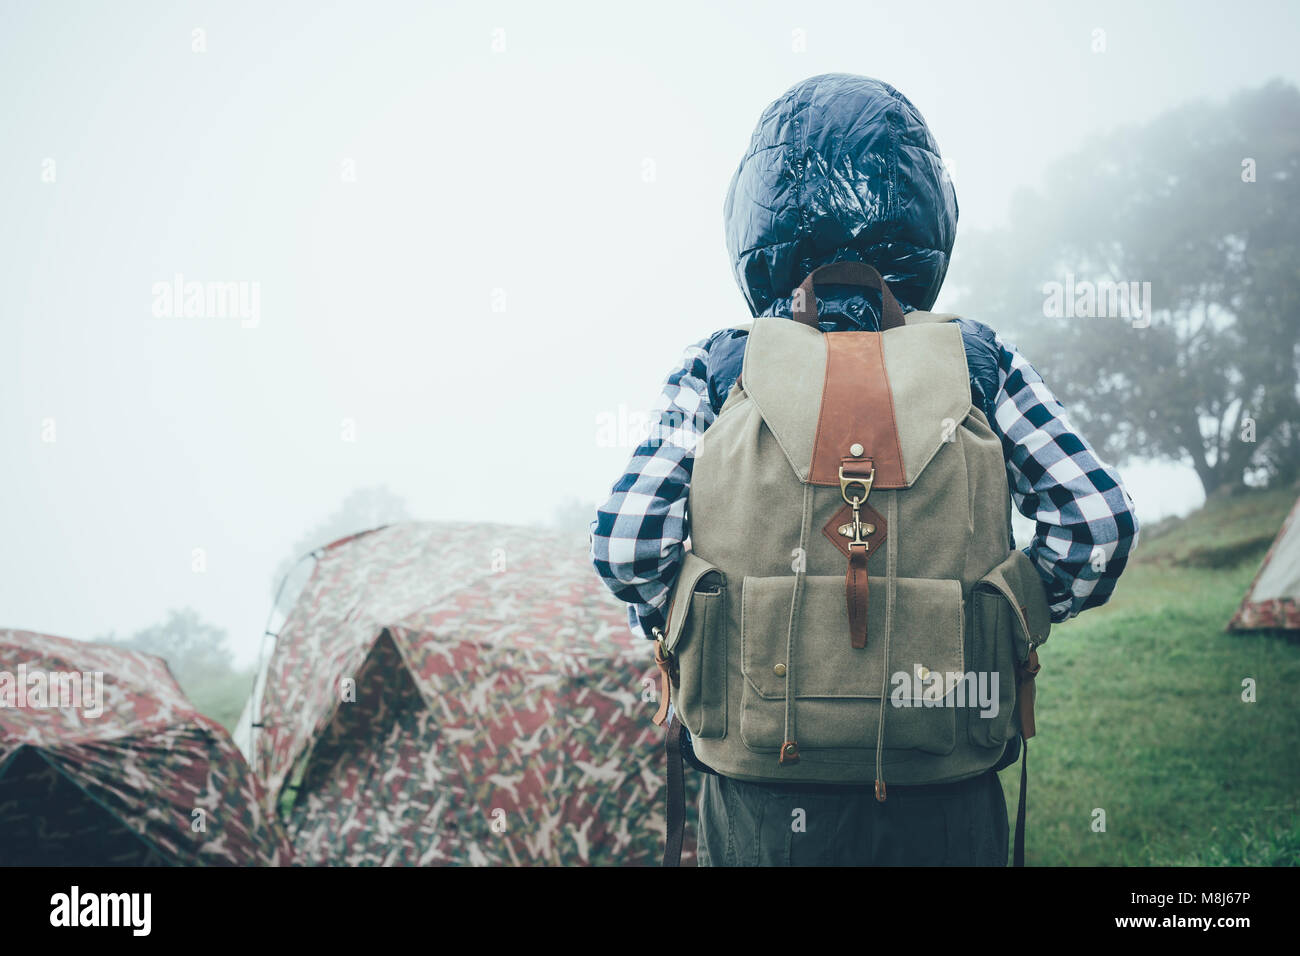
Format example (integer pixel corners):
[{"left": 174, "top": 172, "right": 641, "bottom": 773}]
[
  {"left": 773, "top": 663, "right": 787, "bottom": 677},
  {"left": 916, "top": 665, "right": 931, "bottom": 680},
  {"left": 849, "top": 442, "right": 864, "bottom": 457}
]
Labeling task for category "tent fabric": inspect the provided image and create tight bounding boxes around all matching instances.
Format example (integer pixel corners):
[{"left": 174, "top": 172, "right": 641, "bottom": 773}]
[
  {"left": 0, "top": 629, "right": 291, "bottom": 865},
  {"left": 1228, "top": 497, "right": 1300, "bottom": 631},
  {"left": 253, "top": 521, "right": 695, "bottom": 865},
  {"left": 0, "top": 749, "right": 171, "bottom": 865}
]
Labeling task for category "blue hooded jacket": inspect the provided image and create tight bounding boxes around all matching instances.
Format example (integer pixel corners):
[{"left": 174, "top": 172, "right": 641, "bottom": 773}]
[{"left": 707, "top": 74, "right": 1000, "bottom": 423}]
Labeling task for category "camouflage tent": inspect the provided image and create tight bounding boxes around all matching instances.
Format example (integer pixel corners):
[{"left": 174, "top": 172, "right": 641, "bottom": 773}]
[
  {"left": 250, "top": 522, "right": 693, "bottom": 865},
  {"left": 0, "top": 629, "right": 291, "bottom": 866}
]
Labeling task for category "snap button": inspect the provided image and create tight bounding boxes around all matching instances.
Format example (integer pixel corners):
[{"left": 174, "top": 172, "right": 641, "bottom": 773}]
[
  {"left": 773, "top": 663, "right": 787, "bottom": 677},
  {"left": 916, "top": 665, "right": 931, "bottom": 680},
  {"left": 849, "top": 442, "right": 864, "bottom": 457}
]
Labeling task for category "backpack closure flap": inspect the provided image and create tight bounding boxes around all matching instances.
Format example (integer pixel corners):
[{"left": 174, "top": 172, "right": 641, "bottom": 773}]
[
  {"left": 739, "top": 317, "right": 826, "bottom": 482},
  {"left": 809, "top": 331, "right": 906, "bottom": 487},
  {"left": 741, "top": 317, "right": 972, "bottom": 488},
  {"left": 878, "top": 320, "right": 973, "bottom": 486}
]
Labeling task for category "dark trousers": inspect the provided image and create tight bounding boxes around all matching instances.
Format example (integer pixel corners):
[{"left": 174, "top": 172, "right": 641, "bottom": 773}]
[{"left": 696, "top": 770, "right": 1008, "bottom": 866}]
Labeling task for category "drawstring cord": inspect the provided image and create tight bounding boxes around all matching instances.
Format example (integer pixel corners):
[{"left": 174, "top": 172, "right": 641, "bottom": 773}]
[
  {"left": 780, "top": 481, "right": 815, "bottom": 765},
  {"left": 874, "top": 490, "right": 899, "bottom": 801}
]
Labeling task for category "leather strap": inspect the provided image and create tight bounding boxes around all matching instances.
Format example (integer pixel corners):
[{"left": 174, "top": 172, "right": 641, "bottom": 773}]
[
  {"left": 847, "top": 543, "right": 870, "bottom": 649},
  {"left": 1014, "top": 739, "right": 1029, "bottom": 867},
  {"left": 1012, "top": 649, "right": 1041, "bottom": 866},
  {"left": 810, "top": 335, "right": 906, "bottom": 488},
  {"left": 651, "top": 641, "right": 673, "bottom": 728},
  {"left": 790, "top": 262, "right": 906, "bottom": 331},
  {"left": 663, "top": 715, "right": 686, "bottom": 867},
  {"left": 1016, "top": 648, "right": 1041, "bottom": 739}
]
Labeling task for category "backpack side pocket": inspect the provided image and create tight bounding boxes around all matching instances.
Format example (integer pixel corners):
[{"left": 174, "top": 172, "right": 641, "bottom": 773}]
[
  {"left": 662, "top": 552, "right": 727, "bottom": 739},
  {"left": 968, "top": 549, "right": 1052, "bottom": 747}
]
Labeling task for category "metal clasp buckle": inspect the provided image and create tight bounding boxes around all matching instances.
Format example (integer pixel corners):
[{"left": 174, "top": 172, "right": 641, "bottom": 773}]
[
  {"left": 652, "top": 630, "right": 678, "bottom": 684},
  {"left": 652, "top": 629, "right": 669, "bottom": 665},
  {"left": 839, "top": 464, "right": 875, "bottom": 551},
  {"left": 839, "top": 465, "right": 875, "bottom": 507}
]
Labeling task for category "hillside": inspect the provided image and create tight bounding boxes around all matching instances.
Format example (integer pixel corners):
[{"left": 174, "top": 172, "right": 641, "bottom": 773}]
[{"left": 1001, "top": 484, "right": 1300, "bottom": 865}]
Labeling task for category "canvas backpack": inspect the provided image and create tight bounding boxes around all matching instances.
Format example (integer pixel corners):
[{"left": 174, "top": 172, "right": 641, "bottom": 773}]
[{"left": 652, "top": 262, "right": 1053, "bottom": 866}]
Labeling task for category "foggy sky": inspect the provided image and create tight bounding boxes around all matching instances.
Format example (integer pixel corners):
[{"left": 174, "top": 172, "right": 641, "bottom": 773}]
[{"left": 4, "top": 0, "right": 1297, "bottom": 663}]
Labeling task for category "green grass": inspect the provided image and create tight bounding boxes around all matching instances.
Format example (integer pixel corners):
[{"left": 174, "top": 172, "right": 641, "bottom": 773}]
[{"left": 1001, "top": 485, "right": 1300, "bottom": 865}]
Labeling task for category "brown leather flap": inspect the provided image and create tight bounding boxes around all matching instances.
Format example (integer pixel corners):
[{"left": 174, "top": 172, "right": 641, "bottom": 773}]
[{"left": 809, "top": 331, "right": 906, "bottom": 488}]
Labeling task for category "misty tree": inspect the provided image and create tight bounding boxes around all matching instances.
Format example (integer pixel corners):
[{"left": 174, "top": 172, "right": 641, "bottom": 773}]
[
  {"left": 98, "top": 609, "right": 250, "bottom": 731},
  {"left": 98, "top": 608, "right": 233, "bottom": 689},
  {"left": 947, "top": 80, "right": 1299, "bottom": 497}
]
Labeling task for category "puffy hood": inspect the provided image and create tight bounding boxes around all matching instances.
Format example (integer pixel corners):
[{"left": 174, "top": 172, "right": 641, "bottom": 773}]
[{"left": 724, "top": 74, "right": 958, "bottom": 326}]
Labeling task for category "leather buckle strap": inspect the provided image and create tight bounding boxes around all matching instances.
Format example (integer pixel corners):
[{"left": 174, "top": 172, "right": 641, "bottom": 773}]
[
  {"left": 847, "top": 542, "right": 870, "bottom": 650},
  {"left": 651, "top": 632, "right": 675, "bottom": 728},
  {"left": 1015, "top": 648, "right": 1041, "bottom": 740}
]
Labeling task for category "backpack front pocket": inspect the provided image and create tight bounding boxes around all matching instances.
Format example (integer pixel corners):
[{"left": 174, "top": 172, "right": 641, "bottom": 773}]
[{"left": 739, "top": 574, "right": 963, "bottom": 756}]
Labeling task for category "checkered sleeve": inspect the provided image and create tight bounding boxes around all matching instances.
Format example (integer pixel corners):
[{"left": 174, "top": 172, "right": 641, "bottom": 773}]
[
  {"left": 991, "top": 333, "right": 1140, "bottom": 622},
  {"left": 590, "top": 334, "right": 720, "bottom": 639}
]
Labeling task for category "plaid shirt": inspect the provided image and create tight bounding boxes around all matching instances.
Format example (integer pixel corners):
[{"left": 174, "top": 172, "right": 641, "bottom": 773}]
[{"left": 590, "top": 320, "right": 1139, "bottom": 639}]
